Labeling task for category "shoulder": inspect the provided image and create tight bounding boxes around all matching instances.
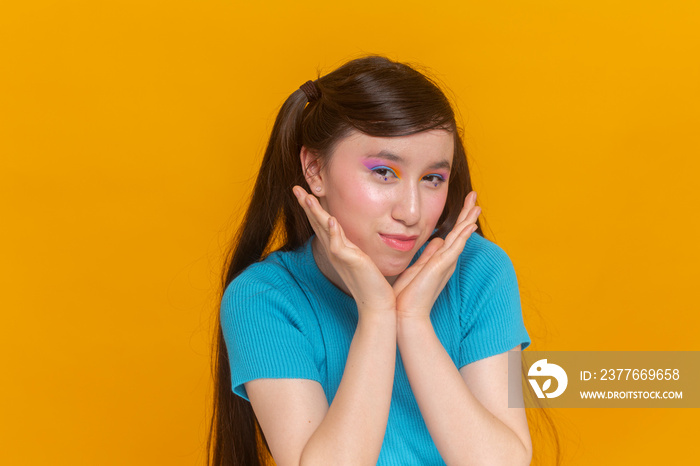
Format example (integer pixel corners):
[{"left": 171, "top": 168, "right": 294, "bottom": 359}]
[
  {"left": 453, "top": 233, "right": 525, "bottom": 339},
  {"left": 218, "top": 244, "right": 325, "bottom": 401},
  {"left": 456, "top": 232, "right": 518, "bottom": 297},
  {"left": 455, "top": 233, "right": 531, "bottom": 365},
  {"left": 224, "top": 252, "right": 295, "bottom": 298},
  {"left": 220, "top": 246, "right": 311, "bottom": 325},
  {"left": 460, "top": 232, "right": 515, "bottom": 273}
]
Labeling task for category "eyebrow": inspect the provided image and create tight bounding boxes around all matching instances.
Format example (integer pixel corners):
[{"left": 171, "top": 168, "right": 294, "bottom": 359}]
[{"left": 366, "top": 150, "right": 452, "bottom": 171}]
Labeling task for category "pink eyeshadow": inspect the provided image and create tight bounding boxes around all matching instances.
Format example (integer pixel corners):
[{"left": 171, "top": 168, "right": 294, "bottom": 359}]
[{"left": 362, "top": 159, "right": 402, "bottom": 179}]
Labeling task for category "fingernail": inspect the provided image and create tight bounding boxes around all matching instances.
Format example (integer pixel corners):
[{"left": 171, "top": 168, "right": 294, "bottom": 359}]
[
  {"left": 306, "top": 196, "right": 313, "bottom": 207},
  {"left": 328, "top": 217, "right": 335, "bottom": 228},
  {"left": 292, "top": 186, "right": 300, "bottom": 197}
]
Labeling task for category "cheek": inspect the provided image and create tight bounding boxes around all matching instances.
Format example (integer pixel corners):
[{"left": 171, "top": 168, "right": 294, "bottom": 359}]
[
  {"left": 322, "top": 178, "right": 395, "bottom": 251},
  {"left": 424, "top": 192, "right": 449, "bottom": 226},
  {"left": 326, "top": 177, "right": 392, "bottom": 218}
]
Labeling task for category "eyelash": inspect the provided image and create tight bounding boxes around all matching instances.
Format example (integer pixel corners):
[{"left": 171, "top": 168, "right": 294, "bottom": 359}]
[
  {"left": 422, "top": 174, "right": 446, "bottom": 187},
  {"left": 370, "top": 166, "right": 447, "bottom": 187},
  {"left": 371, "top": 166, "right": 399, "bottom": 181}
]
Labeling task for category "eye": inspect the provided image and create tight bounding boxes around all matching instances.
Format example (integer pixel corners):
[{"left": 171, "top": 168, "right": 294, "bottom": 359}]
[
  {"left": 371, "top": 166, "right": 399, "bottom": 182},
  {"left": 422, "top": 173, "right": 446, "bottom": 187}
]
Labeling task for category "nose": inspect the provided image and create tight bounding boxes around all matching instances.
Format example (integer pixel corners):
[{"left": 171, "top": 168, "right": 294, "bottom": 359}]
[{"left": 391, "top": 182, "right": 421, "bottom": 226}]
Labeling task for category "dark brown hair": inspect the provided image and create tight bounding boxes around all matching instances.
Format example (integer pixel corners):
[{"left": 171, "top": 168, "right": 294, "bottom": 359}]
[{"left": 207, "top": 55, "right": 558, "bottom": 465}]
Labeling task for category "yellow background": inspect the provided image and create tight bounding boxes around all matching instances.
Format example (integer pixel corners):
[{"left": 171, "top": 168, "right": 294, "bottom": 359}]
[{"left": 2, "top": 1, "right": 698, "bottom": 464}]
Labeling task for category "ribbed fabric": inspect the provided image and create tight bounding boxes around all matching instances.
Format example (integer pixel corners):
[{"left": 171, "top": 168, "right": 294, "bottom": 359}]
[{"left": 220, "top": 232, "right": 530, "bottom": 465}]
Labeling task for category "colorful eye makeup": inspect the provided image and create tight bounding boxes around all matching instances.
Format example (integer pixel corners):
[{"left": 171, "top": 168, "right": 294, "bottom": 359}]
[
  {"left": 362, "top": 159, "right": 448, "bottom": 186},
  {"left": 422, "top": 173, "right": 448, "bottom": 187},
  {"left": 362, "top": 159, "right": 402, "bottom": 181}
]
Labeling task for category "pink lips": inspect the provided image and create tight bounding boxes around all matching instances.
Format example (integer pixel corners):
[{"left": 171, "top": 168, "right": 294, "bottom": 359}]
[{"left": 379, "top": 234, "right": 418, "bottom": 252}]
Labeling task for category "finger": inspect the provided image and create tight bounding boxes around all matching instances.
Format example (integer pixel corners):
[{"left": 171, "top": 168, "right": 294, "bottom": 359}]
[
  {"left": 413, "top": 237, "right": 444, "bottom": 267},
  {"left": 395, "top": 237, "right": 439, "bottom": 283},
  {"left": 305, "top": 194, "right": 332, "bottom": 232},
  {"left": 393, "top": 265, "right": 420, "bottom": 296},
  {"left": 464, "top": 204, "right": 481, "bottom": 225},
  {"left": 293, "top": 188, "right": 336, "bottom": 257},
  {"left": 426, "top": 223, "right": 476, "bottom": 273},
  {"left": 443, "top": 211, "right": 475, "bottom": 249},
  {"left": 443, "top": 221, "right": 466, "bottom": 249},
  {"left": 395, "top": 238, "right": 444, "bottom": 294},
  {"left": 411, "top": 228, "right": 474, "bottom": 296},
  {"left": 293, "top": 185, "right": 318, "bottom": 223},
  {"left": 335, "top": 214, "right": 352, "bottom": 248},
  {"left": 328, "top": 216, "right": 344, "bottom": 257},
  {"left": 327, "top": 216, "right": 352, "bottom": 253},
  {"left": 455, "top": 191, "right": 477, "bottom": 225},
  {"left": 293, "top": 185, "right": 330, "bottom": 236},
  {"left": 440, "top": 223, "right": 478, "bottom": 263},
  {"left": 325, "top": 212, "right": 361, "bottom": 253},
  {"left": 399, "top": 225, "right": 476, "bottom": 306},
  {"left": 444, "top": 192, "right": 477, "bottom": 247},
  {"left": 444, "top": 203, "right": 481, "bottom": 249}
]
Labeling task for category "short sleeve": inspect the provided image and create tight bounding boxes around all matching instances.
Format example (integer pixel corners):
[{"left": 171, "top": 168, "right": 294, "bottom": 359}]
[
  {"left": 458, "top": 236, "right": 531, "bottom": 368},
  {"left": 220, "top": 267, "right": 322, "bottom": 401}
]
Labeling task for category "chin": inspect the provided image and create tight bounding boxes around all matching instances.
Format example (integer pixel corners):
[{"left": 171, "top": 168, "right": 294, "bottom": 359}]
[{"left": 377, "top": 258, "right": 412, "bottom": 278}]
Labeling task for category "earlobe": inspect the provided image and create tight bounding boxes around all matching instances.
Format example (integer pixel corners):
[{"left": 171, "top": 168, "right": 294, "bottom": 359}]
[{"left": 300, "top": 146, "right": 325, "bottom": 196}]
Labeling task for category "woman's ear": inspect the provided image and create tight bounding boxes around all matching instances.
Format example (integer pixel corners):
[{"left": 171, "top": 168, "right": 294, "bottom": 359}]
[{"left": 300, "top": 146, "right": 325, "bottom": 196}]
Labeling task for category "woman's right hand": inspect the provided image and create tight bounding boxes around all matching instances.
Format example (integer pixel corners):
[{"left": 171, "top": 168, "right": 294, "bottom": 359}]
[
  {"left": 293, "top": 186, "right": 397, "bottom": 315},
  {"left": 391, "top": 192, "right": 480, "bottom": 320}
]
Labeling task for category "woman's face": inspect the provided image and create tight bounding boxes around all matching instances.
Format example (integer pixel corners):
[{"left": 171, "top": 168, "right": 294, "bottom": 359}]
[{"left": 310, "top": 128, "right": 454, "bottom": 279}]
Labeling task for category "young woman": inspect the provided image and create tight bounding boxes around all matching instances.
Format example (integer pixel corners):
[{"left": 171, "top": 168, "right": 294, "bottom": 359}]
[{"left": 208, "top": 55, "right": 532, "bottom": 466}]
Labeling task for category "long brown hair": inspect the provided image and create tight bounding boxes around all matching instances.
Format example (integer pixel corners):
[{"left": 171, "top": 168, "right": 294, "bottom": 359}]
[{"left": 207, "top": 55, "right": 558, "bottom": 465}]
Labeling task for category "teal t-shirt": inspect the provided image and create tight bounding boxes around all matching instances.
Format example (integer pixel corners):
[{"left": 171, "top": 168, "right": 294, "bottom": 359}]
[{"left": 220, "top": 232, "right": 530, "bottom": 465}]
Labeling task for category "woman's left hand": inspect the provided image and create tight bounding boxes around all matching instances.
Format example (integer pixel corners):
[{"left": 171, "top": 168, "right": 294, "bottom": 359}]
[{"left": 392, "top": 191, "right": 481, "bottom": 320}]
